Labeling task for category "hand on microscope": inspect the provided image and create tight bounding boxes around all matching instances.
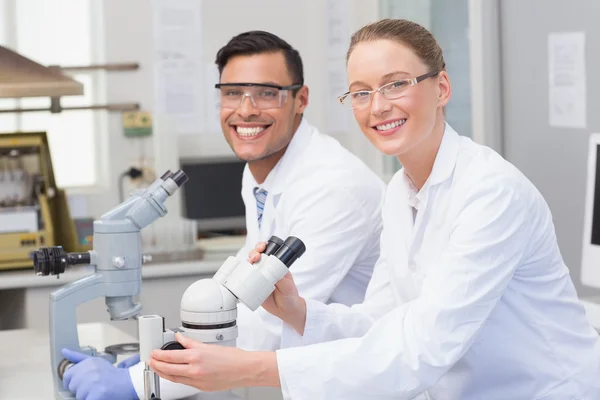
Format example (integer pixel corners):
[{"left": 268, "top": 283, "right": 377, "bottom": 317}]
[
  {"left": 149, "top": 332, "right": 273, "bottom": 392},
  {"left": 144, "top": 236, "right": 307, "bottom": 394},
  {"left": 248, "top": 242, "right": 307, "bottom": 335},
  {"left": 60, "top": 348, "right": 139, "bottom": 400}
]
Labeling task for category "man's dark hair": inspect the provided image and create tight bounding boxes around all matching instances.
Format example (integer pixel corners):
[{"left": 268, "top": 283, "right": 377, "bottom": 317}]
[{"left": 215, "top": 30, "right": 304, "bottom": 87}]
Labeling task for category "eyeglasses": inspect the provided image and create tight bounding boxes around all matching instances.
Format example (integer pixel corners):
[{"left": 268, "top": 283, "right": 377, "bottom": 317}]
[
  {"left": 215, "top": 83, "right": 302, "bottom": 110},
  {"left": 337, "top": 71, "right": 439, "bottom": 109}
]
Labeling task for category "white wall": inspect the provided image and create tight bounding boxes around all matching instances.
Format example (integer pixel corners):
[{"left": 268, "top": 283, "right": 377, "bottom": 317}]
[
  {"left": 80, "top": 0, "right": 383, "bottom": 218},
  {"left": 81, "top": 0, "right": 158, "bottom": 218}
]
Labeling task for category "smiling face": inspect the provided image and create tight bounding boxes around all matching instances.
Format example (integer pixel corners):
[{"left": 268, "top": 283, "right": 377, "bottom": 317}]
[
  {"left": 219, "top": 52, "right": 308, "bottom": 163},
  {"left": 346, "top": 39, "right": 450, "bottom": 158}
]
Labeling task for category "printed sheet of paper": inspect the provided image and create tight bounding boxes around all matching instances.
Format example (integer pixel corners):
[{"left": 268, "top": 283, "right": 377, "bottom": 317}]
[
  {"left": 153, "top": 0, "right": 204, "bottom": 135},
  {"left": 548, "top": 32, "right": 587, "bottom": 128}
]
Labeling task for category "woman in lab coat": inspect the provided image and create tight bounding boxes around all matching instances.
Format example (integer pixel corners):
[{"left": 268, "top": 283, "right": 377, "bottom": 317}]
[{"left": 149, "top": 19, "right": 600, "bottom": 399}]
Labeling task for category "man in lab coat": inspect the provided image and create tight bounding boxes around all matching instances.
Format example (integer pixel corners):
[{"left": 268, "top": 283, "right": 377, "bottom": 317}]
[{"left": 60, "top": 30, "right": 385, "bottom": 400}]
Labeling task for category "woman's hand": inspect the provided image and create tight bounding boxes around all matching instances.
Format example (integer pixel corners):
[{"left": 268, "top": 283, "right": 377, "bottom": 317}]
[
  {"left": 248, "top": 242, "right": 307, "bottom": 335},
  {"left": 149, "top": 333, "right": 280, "bottom": 391}
]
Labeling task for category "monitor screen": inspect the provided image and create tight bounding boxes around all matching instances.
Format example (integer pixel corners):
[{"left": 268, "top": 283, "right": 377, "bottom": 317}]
[
  {"left": 592, "top": 144, "right": 600, "bottom": 246},
  {"left": 180, "top": 158, "right": 246, "bottom": 232},
  {"left": 581, "top": 134, "right": 600, "bottom": 289}
]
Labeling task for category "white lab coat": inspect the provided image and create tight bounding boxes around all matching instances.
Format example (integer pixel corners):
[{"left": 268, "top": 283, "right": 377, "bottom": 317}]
[
  {"left": 129, "top": 118, "right": 386, "bottom": 399},
  {"left": 276, "top": 123, "right": 600, "bottom": 400}
]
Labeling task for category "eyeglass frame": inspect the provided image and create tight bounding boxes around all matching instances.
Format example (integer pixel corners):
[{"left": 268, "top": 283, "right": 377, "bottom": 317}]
[
  {"left": 215, "top": 82, "right": 303, "bottom": 110},
  {"left": 336, "top": 71, "right": 439, "bottom": 109}
]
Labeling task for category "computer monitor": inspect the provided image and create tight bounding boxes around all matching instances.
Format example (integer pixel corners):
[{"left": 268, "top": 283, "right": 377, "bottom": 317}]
[
  {"left": 581, "top": 133, "right": 600, "bottom": 288},
  {"left": 179, "top": 157, "right": 246, "bottom": 232}
]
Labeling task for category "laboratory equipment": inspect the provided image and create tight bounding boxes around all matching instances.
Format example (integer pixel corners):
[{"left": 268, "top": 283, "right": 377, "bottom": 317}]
[
  {"left": 0, "top": 131, "right": 80, "bottom": 270},
  {"left": 0, "top": 44, "right": 139, "bottom": 113},
  {"left": 32, "top": 169, "right": 188, "bottom": 400},
  {"left": 581, "top": 133, "right": 600, "bottom": 289},
  {"left": 138, "top": 235, "right": 306, "bottom": 400}
]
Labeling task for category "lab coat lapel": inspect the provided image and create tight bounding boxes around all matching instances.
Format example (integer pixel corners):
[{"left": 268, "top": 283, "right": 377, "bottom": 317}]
[
  {"left": 253, "top": 121, "right": 313, "bottom": 242},
  {"left": 404, "top": 124, "right": 461, "bottom": 296},
  {"left": 401, "top": 192, "right": 415, "bottom": 256},
  {"left": 408, "top": 193, "right": 428, "bottom": 263},
  {"left": 256, "top": 120, "right": 312, "bottom": 241},
  {"left": 385, "top": 175, "right": 419, "bottom": 302},
  {"left": 411, "top": 123, "right": 460, "bottom": 248}
]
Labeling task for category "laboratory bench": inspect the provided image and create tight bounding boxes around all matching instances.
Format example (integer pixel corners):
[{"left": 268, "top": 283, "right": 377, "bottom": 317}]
[
  {"left": 0, "top": 255, "right": 285, "bottom": 400},
  {"left": 581, "top": 297, "right": 600, "bottom": 330},
  {"left": 0, "top": 322, "right": 137, "bottom": 400},
  {"left": 0, "top": 321, "right": 269, "bottom": 400},
  {"left": 0, "top": 258, "right": 223, "bottom": 336}
]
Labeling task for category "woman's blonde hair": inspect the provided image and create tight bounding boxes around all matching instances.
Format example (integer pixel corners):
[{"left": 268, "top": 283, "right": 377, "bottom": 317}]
[{"left": 347, "top": 18, "right": 446, "bottom": 74}]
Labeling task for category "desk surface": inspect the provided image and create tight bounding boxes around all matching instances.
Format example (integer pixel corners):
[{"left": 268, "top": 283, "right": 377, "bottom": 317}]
[
  {"left": 581, "top": 297, "right": 600, "bottom": 329},
  {"left": 0, "top": 322, "right": 137, "bottom": 400}
]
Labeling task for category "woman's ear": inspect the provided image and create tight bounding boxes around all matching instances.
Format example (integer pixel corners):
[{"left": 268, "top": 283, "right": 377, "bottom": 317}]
[{"left": 437, "top": 71, "right": 451, "bottom": 108}]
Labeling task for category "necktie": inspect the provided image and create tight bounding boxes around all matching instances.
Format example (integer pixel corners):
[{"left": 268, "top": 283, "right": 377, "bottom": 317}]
[{"left": 253, "top": 187, "right": 268, "bottom": 228}]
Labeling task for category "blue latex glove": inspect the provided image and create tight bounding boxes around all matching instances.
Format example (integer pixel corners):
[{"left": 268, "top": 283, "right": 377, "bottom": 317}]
[
  {"left": 117, "top": 353, "right": 141, "bottom": 369},
  {"left": 61, "top": 348, "right": 138, "bottom": 400}
]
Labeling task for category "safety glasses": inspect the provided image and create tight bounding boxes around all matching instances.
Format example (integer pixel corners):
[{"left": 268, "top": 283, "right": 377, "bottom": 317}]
[
  {"left": 337, "top": 71, "right": 439, "bottom": 109},
  {"left": 215, "top": 83, "right": 302, "bottom": 110}
]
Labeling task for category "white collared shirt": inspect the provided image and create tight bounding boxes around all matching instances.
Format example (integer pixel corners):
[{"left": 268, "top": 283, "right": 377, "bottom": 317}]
[
  {"left": 403, "top": 173, "right": 421, "bottom": 222},
  {"left": 276, "top": 123, "right": 600, "bottom": 400}
]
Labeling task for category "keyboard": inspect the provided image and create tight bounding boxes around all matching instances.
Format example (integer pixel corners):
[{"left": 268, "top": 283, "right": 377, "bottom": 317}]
[{"left": 196, "top": 235, "right": 246, "bottom": 254}]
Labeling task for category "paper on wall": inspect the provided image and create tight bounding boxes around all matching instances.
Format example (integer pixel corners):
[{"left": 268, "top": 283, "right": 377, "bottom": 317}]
[
  {"left": 326, "top": 0, "right": 351, "bottom": 59},
  {"left": 326, "top": 0, "right": 351, "bottom": 135},
  {"left": 152, "top": 0, "right": 204, "bottom": 135},
  {"left": 548, "top": 32, "right": 587, "bottom": 128}
]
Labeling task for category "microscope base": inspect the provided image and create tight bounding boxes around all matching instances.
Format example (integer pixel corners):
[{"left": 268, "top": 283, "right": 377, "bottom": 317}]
[{"left": 55, "top": 390, "right": 76, "bottom": 400}]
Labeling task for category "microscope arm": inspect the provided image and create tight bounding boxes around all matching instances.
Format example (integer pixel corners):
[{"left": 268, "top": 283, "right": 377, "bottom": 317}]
[{"left": 49, "top": 274, "right": 106, "bottom": 397}]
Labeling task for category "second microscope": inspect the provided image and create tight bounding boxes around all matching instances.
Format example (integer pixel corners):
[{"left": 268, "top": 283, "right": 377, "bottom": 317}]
[{"left": 33, "top": 169, "right": 188, "bottom": 400}]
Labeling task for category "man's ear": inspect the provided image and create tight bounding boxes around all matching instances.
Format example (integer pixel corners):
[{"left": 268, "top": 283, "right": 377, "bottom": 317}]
[{"left": 295, "top": 85, "right": 309, "bottom": 114}]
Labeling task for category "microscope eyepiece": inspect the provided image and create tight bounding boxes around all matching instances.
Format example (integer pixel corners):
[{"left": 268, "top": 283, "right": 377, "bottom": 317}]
[
  {"left": 264, "top": 236, "right": 284, "bottom": 256},
  {"left": 171, "top": 169, "right": 189, "bottom": 187},
  {"left": 33, "top": 246, "right": 91, "bottom": 276},
  {"left": 160, "top": 170, "right": 173, "bottom": 180},
  {"left": 273, "top": 236, "right": 306, "bottom": 268}
]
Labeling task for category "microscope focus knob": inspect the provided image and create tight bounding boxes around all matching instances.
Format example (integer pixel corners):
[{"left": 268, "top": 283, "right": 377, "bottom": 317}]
[
  {"left": 161, "top": 341, "right": 185, "bottom": 351},
  {"left": 33, "top": 246, "right": 92, "bottom": 276},
  {"left": 33, "top": 246, "right": 68, "bottom": 276},
  {"left": 57, "top": 358, "right": 73, "bottom": 380}
]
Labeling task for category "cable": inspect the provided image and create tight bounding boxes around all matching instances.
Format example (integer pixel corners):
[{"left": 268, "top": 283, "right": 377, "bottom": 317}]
[{"left": 118, "top": 167, "right": 143, "bottom": 203}]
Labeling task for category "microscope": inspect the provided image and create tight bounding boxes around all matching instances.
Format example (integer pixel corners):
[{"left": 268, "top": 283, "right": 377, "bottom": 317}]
[
  {"left": 138, "top": 235, "right": 306, "bottom": 400},
  {"left": 32, "top": 169, "right": 188, "bottom": 400}
]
